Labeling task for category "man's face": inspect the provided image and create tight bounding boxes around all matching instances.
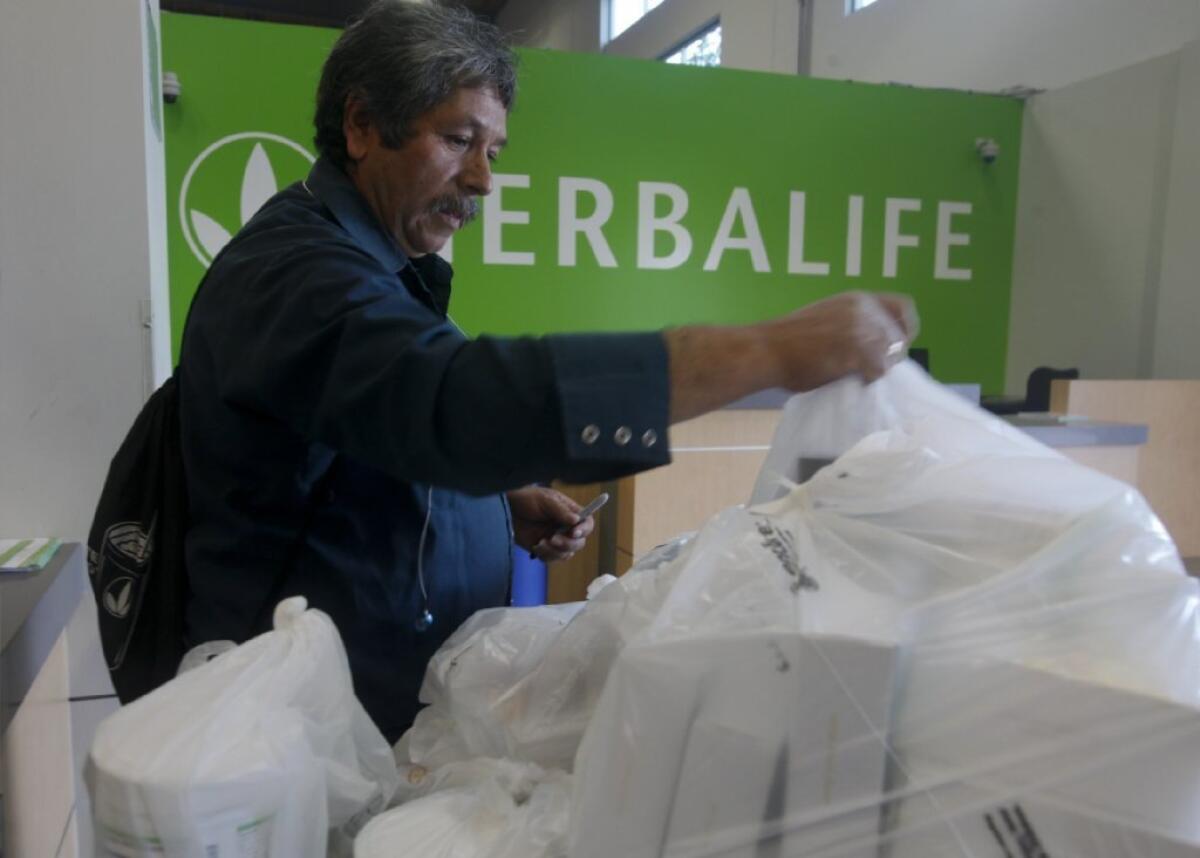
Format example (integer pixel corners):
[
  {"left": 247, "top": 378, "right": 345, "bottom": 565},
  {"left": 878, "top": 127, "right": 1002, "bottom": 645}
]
[{"left": 344, "top": 86, "right": 508, "bottom": 257}]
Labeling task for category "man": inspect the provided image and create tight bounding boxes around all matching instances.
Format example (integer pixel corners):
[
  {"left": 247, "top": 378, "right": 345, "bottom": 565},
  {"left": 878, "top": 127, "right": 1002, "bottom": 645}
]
[{"left": 179, "top": 0, "right": 916, "bottom": 743}]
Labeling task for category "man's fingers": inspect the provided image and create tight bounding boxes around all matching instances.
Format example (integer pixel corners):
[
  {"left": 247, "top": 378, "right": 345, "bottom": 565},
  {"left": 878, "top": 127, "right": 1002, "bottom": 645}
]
[
  {"left": 543, "top": 489, "right": 583, "bottom": 528},
  {"left": 551, "top": 530, "right": 587, "bottom": 552},
  {"left": 860, "top": 352, "right": 889, "bottom": 383},
  {"left": 881, "top": 314, "right": 908, "bottom": 372},
  {"left": 569, "top": 514, "right": 595, "bottom": 539},
  {"left": 529, "top": 508, "right": 595, "bottom": 561},
  {"left": 532, "top": 539, "right": 578, "bottom": 563},
  {"left": 877, "top": 293, "right": 919, "bottom": 343},
  {"left": 854, "top": 297, "right": 907, "bottom": 384},
  {"left": 552, "top": 509, "right": 596, "bottom": 540}
]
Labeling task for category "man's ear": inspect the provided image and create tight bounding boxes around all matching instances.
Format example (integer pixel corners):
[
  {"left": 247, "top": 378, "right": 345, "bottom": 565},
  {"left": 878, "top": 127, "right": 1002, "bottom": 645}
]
[{"left": 342, "top": 95, "right": 375, "bottom": 162}]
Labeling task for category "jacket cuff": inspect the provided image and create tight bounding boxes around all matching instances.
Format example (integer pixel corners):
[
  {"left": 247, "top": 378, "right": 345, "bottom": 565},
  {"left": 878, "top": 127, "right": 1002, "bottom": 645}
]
[{"left": 545, "top": 332, "right": 672, "bottom": 471}]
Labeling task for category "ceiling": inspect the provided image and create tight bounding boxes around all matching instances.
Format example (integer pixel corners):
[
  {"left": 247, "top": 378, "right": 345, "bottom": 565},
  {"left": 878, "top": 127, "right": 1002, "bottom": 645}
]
[{"left": 161, "top": 0, "right": 509, "bottom": 28}]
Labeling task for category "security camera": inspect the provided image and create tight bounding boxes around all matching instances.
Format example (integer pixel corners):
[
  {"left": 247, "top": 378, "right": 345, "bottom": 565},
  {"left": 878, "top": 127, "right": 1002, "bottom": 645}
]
[
  {"left": 162, "top": 71, "right": 181, "bottom": 104},
  {"left": 975, "top": 137, "right": 999, "bottom": 164}
]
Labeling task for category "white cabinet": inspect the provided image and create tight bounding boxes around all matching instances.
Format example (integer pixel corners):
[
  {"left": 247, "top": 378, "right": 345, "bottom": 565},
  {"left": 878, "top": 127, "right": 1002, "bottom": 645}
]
[{"left": 1, "top": 546, "right": 119, "bottom": 857}]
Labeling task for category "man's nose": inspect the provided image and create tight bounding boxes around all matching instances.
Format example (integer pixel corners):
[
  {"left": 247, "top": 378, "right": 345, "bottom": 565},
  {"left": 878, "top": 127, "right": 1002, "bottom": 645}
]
[{"left": 461, "top": 148, "right": 493, "bottom": 197}]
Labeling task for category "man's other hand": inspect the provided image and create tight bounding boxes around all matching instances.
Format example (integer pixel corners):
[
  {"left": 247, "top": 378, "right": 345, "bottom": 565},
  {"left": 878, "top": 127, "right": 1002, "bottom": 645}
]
[{"left": 506, "top": 485, "right": 595, "bottom": 563}]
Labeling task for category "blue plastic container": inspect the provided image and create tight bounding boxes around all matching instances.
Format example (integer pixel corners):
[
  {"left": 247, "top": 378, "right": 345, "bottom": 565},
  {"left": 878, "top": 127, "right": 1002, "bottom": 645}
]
[{"left": 510, "top": 545, "right": 547, "bottom": 606}]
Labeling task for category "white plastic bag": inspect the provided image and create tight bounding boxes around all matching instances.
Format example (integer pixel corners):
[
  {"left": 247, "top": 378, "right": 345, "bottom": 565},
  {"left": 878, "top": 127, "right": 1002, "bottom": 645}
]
[
  {"left": 401, "top": 543, "right": 694, "bottom": 772},
  {"left": 479, "top": 536, "right": 696, "bottom": 769},
  {"left": 399, "top": 601, "right": 585, "bottom": 771},
  {"left": 569, "top": 364, "right": 1200, "bottom": 858},
  {"left": 354, "top": 759, "right": 570, "bottom": 858},
  {"left": 394, "top": 362, "right": 1199, "bottom": 857},
  {"left": 570, "top": 498, "right": 903, "bottom": 858},
  {"left": 750, "top": 360, "right": 1044, "bottom": 504},
  {"left": 88, "top": 597, "right": 399, "bottom": 858}
]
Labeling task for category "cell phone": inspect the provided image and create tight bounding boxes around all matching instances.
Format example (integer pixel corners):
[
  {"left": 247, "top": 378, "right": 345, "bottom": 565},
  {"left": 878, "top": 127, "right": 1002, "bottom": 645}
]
[
  {"left": 563, "top": 492, "right": 609, "bottom": 531},
  {"left": 530, "top": 493, "right": 611, "bottom": 560}
]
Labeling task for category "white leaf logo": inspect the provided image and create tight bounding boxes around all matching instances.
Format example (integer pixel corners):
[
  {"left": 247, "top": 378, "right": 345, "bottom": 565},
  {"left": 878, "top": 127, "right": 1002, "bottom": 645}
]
[
  {"left": 240, "top": 143, "right": 278, "bottom": 226},
  {"left": 190, "top": 209, "right": 233, "bottom": 260},
  {"left": 178, "top": 132, "right": 315, "bottom": 268},
  {"left": 189, "top": 145, "right": 276, "bottom": 261}
]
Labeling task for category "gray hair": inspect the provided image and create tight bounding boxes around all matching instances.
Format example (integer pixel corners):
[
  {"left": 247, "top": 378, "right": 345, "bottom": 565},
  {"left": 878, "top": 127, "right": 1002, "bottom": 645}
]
[{"left": 314, "top": 1, "right": 518, "bottom": 169}]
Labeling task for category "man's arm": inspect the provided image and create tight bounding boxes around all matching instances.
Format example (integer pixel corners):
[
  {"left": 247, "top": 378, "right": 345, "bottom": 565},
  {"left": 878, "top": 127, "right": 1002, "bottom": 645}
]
[
  {"left": 206, "top": 232, "right": 914, "bottom": 494},
  {"left": 665, "top": 291, "right": 917, "bottom": 423}
]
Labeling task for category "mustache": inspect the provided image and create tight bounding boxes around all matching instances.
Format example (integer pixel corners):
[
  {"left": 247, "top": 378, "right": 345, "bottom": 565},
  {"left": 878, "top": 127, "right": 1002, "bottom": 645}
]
[{"left": 430, "top": 195, "right": 479, "bottom": 225}]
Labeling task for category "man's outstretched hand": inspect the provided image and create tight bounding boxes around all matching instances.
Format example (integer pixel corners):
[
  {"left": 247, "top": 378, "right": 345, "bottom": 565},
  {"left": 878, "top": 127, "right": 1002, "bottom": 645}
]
[{"left": 665, "top": 290, "right": 919, "bottom": 423}]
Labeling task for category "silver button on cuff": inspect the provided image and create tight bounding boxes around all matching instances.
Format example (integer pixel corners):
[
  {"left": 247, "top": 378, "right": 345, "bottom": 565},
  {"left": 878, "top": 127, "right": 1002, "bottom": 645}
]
[
  {"left": 614, "top": 426, "right": 632, "bottom": 446},
  {"left": 641, "top": 429, "right": 658, "bottom": 448},
  {"left": 581, "top": 424, "right": 601, "bottom": 445}
]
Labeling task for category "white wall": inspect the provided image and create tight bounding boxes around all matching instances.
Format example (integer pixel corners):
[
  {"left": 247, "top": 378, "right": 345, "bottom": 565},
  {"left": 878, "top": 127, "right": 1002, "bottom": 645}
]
[
  {"left": 0, "top": 0, "right": 170, "bottom": 540},
  {"left": 1006, "top": 40, "right": 1200, "bottom": 390},
  {"left": 499, "top": 0, "right": 802, "bottom": 74},
  {"left": 500, "top": 0, "right": 602, "bottom": 56},
  {"left": 1005, "top": 52, "right": 1174, "bottom": 387},
  {"left": 502, "top": 0, "right": 1200, "bottom": 87},
  {"left": 605, "top": 0, "right": 800, "bottom": 74},
  {"left": 1151, "top": 39, "right": 1200, "bottom": 379},
  {"left": 810, "top": 0, "right": 1200, "bottom": 93}
]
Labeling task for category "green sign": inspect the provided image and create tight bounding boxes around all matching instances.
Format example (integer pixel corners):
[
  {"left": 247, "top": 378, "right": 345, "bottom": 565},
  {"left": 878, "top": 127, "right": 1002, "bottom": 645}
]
[
  {"left": 163, "top": 13, "right": 1022, "bottom": 391},
  {"left": 163, "top": 13, "right": 336, "bottom": 356}
]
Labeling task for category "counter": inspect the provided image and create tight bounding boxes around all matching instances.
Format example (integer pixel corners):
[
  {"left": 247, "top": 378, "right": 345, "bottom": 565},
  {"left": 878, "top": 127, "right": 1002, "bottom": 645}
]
[
  {"left": 1004, "top": 415, "right": 1149, "bottom": 448},
  {"left": 1, "top": 543, "right": 117, "bottom": 858},
  {"left": 1050, "top": 379, "right": 1200, "bottom": 559}
]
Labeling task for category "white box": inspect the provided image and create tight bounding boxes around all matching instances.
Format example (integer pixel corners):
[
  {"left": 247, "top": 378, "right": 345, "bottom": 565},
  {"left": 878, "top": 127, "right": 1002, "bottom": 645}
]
[
  {"left": 882, "top": 658, "right": 1200, "bottom": 857},
  {"left": 570, "top": 633, "right": 896, "bottom": 858},
  {"left": 880, "top": 789, "right": 1200, "bottom": 858}
]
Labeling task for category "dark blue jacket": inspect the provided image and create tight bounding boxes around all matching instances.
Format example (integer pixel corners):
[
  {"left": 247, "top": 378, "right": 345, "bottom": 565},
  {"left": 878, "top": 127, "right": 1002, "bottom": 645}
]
[{"left": 178, "top": 158, "right": 671, "bottom": 741}]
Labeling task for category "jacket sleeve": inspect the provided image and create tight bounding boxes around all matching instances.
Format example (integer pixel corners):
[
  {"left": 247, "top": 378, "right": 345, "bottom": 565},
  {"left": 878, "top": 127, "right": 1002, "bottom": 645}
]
[{"left": 194, "top": 237, "right": 672, "bottom": 494}]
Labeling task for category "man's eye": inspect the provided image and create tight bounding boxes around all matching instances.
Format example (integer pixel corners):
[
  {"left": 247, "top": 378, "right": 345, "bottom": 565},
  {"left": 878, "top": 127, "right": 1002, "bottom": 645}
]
[
  {"left": 486, "top": 150, "right": 500, "bottom": 163},
  {"left": 445, "top": 135, "right": 470, "bottom": 149}
]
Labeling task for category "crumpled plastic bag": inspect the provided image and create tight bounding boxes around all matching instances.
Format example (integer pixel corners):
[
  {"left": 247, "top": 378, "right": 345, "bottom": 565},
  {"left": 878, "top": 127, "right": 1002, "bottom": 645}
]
[
  {"left": 354, "top": 758, "right": 570, "bottom": 858},
  {"left": 401, "top": 537, "right": 695, "bottom": 773},
  {"left": 87, "top": 596, "right": 398, "bottom": 858},
  {"left": 405, "top": 601, "right": 584, "bottom": 768},
  {"left": 398, "top": 602, "right": 585, "bottom": 774}
]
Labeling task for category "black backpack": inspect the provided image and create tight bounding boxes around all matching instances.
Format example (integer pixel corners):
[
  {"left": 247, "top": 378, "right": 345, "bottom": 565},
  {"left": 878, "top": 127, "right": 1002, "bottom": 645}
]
[{"left": 86, "top": 372, "right": 189, "bottom": 704}]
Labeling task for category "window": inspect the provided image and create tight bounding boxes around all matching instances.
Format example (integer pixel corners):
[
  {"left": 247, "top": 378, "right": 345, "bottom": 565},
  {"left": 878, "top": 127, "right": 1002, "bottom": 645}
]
[
  {"left": 607, "top": 0, "right": 664, "bottom": 42},
  {"left": 848, "top": 0, "right": 880, "bottom": 11},
  {"left": 662, "top": 22, "right": 721, "bottom": 67}
]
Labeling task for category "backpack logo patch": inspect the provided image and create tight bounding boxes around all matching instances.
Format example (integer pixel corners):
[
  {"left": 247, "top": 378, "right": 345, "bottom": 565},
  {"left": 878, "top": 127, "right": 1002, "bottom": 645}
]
[
  {"left": 102, "top": 577, "right": 136, "bottom": 619},
  {"left": 105, "top": 521, "right": 153, "bottom": 566}
]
